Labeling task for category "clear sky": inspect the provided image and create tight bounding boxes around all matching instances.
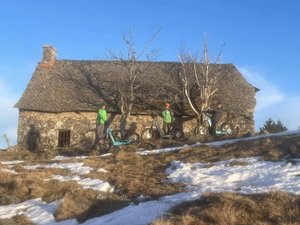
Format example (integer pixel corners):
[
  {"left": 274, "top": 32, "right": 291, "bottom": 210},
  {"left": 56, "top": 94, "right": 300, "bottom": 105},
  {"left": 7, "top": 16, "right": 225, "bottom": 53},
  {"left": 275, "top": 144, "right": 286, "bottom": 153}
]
[{"left": 1, "top": 0, "right": 300, "bottom": 148}]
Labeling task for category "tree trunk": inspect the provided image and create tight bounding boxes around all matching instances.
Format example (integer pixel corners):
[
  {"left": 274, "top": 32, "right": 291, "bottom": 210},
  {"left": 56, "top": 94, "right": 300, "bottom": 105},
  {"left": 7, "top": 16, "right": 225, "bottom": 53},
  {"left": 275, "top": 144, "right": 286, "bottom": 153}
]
[
  {"left": 119, "top": 115, "right": 128, "bottom": 140},
  {"left": 197, "top": 114, "right": 202, "bottom": 126}
]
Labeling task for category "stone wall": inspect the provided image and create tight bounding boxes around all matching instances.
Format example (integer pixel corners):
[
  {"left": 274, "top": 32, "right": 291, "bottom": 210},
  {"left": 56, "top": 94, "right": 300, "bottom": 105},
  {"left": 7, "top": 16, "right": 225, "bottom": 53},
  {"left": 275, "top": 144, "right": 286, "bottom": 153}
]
[
  {"left": 18, "top": 111, "right": 96, "bottom": 151},
  {"left": 17, "top": 110, "right": 158, "bottom": 151},
  {"left": 17, "top": 110, "right": 254, "bottom": 151},
  {"left": 183, "top": 112, "right": 254, "bottom": 135}
]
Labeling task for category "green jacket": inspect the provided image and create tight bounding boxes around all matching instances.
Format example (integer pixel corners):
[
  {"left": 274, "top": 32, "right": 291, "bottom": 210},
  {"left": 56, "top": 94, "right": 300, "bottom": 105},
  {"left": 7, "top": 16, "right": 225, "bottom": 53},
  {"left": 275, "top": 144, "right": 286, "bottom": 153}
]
[
  {"left": 162, "top": 109, "right": 173, "bottom": 124},
  {"left": 97, "top": 109, "right": 107, "bottom": 125}
]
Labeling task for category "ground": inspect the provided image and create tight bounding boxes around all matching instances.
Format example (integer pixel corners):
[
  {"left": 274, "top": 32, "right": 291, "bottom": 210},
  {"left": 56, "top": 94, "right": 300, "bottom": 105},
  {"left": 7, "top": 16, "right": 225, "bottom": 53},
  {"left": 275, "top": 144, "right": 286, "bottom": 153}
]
[{"left": 0, "top": 131, "right": 300, "bottom": 225}]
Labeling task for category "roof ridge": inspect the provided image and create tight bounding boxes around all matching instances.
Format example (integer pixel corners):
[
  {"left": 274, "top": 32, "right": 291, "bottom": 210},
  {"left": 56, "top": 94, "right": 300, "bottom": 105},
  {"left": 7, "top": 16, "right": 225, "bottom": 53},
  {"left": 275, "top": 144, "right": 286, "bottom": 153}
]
[{"left": 55, "top": 59, "right": 234, "bottom": 65}]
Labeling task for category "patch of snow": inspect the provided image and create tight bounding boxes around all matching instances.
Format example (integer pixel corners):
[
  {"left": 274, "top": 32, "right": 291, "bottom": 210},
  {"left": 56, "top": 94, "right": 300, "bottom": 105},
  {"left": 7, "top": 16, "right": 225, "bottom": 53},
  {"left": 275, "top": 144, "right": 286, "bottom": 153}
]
[
  {"left": 137, "top": 130, "right": 300, "bottom": 155},
  {"left": 136, "top": 195, "right": 145, "bottom": 202},
  {"left": 52, "top": 175, "right": 114, "bottom": 193},
  {"left": 25, "top": 162, "right": 93, "bottom": 175},
  {"left": 52, "top": 156, "right": 87, "bottom": 161},
  {"left": 0, "top": 198, "right": 78, "bottom": 225},
  {"left": 137, "top": 144, "right": 190, "bottom": 155},
  {"left": 96, "top": 168, "right": 109, "bottom": 173},
  {"left": 82, "top": 192, "right": 198, "bottom": 225},
  {"left": 167, "top": 157, "right": 300, "bottom": 194},
  {"left": 100, "top": 153, "right": 112, "bottom": 157},
  {"left": 0, "top": 168, "right": 17, "bottom": 174},
  {"left": 82, "top": 201, "right": 172, "bottom": 225},
  {"left": 0, "top": 160, "right": 24, "bottom": 165},
  {"left": 207, "top": 130, "right": 300, "bottom": 147}
]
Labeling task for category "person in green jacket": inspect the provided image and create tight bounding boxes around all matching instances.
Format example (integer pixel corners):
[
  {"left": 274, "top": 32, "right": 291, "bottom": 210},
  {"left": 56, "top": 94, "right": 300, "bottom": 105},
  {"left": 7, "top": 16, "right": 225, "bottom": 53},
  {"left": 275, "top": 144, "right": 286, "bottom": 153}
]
[
  {"left": 96, "top": 103, "right": 108, "bottom": 143},
  {"left": 162, "top": 102, "right": 174, "bottom": 135}
]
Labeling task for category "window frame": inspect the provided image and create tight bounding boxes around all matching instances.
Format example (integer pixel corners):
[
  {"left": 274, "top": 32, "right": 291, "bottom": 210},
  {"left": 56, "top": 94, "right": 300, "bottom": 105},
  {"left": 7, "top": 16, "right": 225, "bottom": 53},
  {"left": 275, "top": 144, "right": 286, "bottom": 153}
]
[{"left": 58, "top": 129, "right": 71, "bottom": 148}]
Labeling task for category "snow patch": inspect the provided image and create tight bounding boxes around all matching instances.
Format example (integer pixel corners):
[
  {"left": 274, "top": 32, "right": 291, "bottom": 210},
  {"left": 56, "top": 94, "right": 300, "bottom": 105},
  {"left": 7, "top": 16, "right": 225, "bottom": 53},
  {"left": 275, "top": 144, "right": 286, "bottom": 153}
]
[
  {"left": 25, "top": 162, "right": 93, "bottom": 175},
  {"left": 52, "top": 175, "right": 114, "bottom": 192}
]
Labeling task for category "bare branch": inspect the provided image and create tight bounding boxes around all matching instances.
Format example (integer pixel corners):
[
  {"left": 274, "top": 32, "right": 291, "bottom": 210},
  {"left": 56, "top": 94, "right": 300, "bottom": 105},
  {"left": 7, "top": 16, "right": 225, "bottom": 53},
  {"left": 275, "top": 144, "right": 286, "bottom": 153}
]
[
  {"left": 178, "top": 35, "right": 224, "bottom": 125},
  {"left": 107, "top": 28, "right": 161, "bottom": 136},
  {"left": 137, "top": 26, "right": 162, "bottom": 60},
  {"left": 214, "top": 43, "right": 225, "bottom": 64}
]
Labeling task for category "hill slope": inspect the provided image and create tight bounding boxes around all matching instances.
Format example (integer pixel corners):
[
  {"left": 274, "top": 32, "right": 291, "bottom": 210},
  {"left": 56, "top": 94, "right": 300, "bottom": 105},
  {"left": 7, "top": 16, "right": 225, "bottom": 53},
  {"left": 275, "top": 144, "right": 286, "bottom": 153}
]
[{"left": 0, "top": 131, "right": 300, "bottom": 225}]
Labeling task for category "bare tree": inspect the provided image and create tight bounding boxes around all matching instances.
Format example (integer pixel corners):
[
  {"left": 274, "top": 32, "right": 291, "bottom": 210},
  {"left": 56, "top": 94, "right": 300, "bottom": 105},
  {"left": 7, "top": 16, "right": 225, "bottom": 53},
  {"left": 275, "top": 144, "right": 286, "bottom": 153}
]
[
  {"left": 178, "top": 37, "right": 224, "bottom": 125},
  {"left": 109, "top": 28, "right": 161, "bottom": 138}
]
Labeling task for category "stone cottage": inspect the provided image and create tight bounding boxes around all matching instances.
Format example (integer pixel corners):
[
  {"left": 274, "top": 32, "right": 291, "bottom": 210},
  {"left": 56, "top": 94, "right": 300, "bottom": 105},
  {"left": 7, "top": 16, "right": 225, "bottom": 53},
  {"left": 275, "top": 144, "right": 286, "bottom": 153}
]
[{"left": 15, "top": 46, "right": 257, "bottom": 151}]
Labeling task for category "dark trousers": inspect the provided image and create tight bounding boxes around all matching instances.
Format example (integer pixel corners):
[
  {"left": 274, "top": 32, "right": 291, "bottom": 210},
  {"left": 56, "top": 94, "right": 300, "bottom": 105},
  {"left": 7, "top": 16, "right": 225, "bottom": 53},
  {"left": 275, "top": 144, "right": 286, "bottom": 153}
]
[{"left": 211, "top": 120, "right": 217, "bottom": 135}]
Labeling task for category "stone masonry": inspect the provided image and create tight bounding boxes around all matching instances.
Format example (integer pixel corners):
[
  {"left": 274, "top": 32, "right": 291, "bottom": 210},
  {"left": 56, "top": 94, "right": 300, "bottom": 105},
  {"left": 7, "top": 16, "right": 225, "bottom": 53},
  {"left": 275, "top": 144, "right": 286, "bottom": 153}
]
[{"left": 17, "top": 109, "right": 253, "bottom": 151}]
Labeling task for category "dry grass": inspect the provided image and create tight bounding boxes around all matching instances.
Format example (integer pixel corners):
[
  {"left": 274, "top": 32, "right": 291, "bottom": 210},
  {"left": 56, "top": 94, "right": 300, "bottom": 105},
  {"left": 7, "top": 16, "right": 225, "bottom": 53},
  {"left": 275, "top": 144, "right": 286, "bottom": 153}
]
[
  {"left": 159, "top": 135, "right": 300, "bottom": 165},
  {"left": 99, "top": 150, "right": 184, "bottom": 199},
  {"left": 0, "top": 169, "right": 82, "bottom": 205},
  {"left": 152, "top": 191, "right": 300, "bottom": 225},
  {"left": 0, "top": 147, "right": 37, "bottom": 161},
  {"left": 1, "top": 133, "right": 300, "bottom": 223},
  {"left": 0, "top": 143, "right": 184, "bottom": 223},
  {"left": 54, "top": 189, "right": 129, "bottom": 223},
  {"left": 0, "top": 215, "right": 34, "bottom": 225}
]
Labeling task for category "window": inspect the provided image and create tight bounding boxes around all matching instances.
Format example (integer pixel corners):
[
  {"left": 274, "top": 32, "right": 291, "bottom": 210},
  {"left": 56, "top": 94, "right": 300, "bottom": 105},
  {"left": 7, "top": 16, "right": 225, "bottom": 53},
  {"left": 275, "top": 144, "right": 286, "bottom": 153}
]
[{"left": 58, "top": 130, "right": 70, "bottom": 147}]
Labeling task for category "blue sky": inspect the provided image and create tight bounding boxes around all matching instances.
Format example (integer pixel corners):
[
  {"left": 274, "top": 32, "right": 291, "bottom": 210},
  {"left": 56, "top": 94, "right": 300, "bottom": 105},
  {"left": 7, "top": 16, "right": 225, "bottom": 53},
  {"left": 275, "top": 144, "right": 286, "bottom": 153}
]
[{"left": 1, "top": 0, "right": 300, "bottom": 148}]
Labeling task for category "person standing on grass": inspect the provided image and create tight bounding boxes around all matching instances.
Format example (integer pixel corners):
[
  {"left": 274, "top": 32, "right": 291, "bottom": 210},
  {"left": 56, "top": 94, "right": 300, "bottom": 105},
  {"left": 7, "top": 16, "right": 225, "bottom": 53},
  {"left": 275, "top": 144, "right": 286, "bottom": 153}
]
[
  {"left": 96, "top": 103, "right": 108, "bottom": 144},
  {"left": 211, "top": 103, "right": 224, "bottom": 135},
  {"left": 162, "top": 102, "right": 174, "bottom": 135}
]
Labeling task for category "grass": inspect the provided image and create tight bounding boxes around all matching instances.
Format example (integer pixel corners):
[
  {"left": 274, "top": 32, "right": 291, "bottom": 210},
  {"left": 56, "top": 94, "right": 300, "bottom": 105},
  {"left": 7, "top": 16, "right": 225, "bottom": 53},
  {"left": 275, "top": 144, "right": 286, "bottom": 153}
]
[
  {"left": 54, "top": 189, "right": 129, "bottom": 223},
  {"left": 0, "top": 215, "right": 34, "bottom": 225},
  {"left": 1, "top": 133, "right": 300, "bottom": 224},
  {"left": 152, "top": 191, "right": 300, "bottom": 225}
]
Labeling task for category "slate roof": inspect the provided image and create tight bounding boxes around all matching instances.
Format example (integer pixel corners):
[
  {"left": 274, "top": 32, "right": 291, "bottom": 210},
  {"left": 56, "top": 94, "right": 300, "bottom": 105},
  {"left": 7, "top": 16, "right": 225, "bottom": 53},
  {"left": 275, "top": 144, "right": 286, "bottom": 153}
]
[{"left": 15, "top": 59, "right": 256, "bottom": 117}]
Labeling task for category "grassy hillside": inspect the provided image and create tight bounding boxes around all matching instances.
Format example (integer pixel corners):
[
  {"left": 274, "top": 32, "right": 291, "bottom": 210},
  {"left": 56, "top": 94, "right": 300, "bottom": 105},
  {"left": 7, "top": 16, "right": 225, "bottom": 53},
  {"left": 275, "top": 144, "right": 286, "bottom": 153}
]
[{"left": 0, "top": 133, "right": 300, "bottom": 224}]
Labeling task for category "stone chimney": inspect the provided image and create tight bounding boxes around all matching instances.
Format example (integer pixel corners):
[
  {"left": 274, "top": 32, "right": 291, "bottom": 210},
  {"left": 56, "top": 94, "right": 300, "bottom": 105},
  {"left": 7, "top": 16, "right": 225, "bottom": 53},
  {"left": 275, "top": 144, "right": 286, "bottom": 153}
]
[{"left": 39, "top": 45, "right": 57, "bottom": 68}]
